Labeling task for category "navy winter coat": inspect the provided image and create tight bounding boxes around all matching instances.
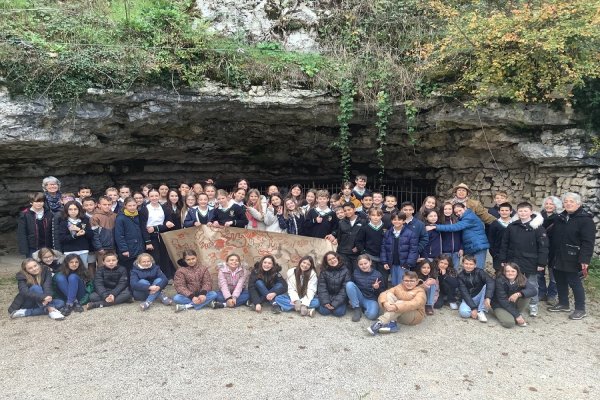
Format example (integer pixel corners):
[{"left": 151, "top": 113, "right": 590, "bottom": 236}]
[
  {"left": 436, "top": 209, "right": 489, "bottom": 254},
  {"left": 130, "top": 263, "right": 168, "bottom": 292},
  {"left": 114, "top": 212, "right": 145, "bottom": 260},
  {"left": 380, "top": 226, "right": 419, "bottom": 268}
]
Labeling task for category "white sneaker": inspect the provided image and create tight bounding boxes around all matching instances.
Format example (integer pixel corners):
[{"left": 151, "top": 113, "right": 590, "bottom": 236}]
[
  {"left": 529, "top": 304, "right": 538, "bottom": 317},
  {"left": 477, "top": 311, "right": 488, "bottom": 323},
  {"left": 48, "top": 309, "right": 65, "bottom": 320},
  {"left": 449, "top": 302, "right": 458, "bottom": 310},
  {"left": 10, "top": 309, "right": 27, "bottom": 319},
  {"left": 307, "top": 308, "right": 316, "bottom": 318},
  {"left": 175, "top": 304, "right": 192, "bottom": 312}
]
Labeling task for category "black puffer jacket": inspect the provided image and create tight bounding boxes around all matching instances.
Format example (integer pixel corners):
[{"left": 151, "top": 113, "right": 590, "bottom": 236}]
[
  {"left": 94, "top": 265, "right": 130, "bottom": 299},
  {"left": 8, "top": 266, "right": 54, "bottom": 313},
  {"left": 17, "top": 209, "right": 56, "bottom": 256},
  {"left": 492, "top": 276, "right": 537, "bottom": 318},
  {"left": 317, "top": 264, "right": 351, "bottom": 308},
  {"left": 248, "top": 268, "right": 287, "bottom": 305},
  {"left": 499, "top": 217, "right": 548, "bottom": 275},
  {"left": 457, "top": 268, "right": 495, "bottom": 310},
  {"left": 550, "top": 207, "right": 596, "bottom": 272}
]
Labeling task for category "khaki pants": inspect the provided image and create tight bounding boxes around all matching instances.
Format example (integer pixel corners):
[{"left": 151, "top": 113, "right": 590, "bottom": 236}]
[
  {"left": 378, "top": 293, "right": 422, "bottom": 326},
  {"left": 492, "top": 298, "right": 530, "bottom": 328}
]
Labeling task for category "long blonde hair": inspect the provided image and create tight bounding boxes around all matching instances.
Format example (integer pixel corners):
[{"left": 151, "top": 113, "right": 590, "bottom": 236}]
[{"left": 21, "top": 258, "right": 42, "bottom": 286}]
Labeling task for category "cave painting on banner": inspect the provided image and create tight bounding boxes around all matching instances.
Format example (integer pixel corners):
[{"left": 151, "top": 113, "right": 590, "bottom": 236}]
[{"left": 161, "top": 226, "right": 335, "bottom": 275}]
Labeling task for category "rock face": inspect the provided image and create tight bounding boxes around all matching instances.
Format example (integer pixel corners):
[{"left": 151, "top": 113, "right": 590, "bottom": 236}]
[
  {"left": 196, "top": 0, "right": 323, "bottom": 52},
  {"left": 1, "top": 82, "right": 599, "bottom": 250}
]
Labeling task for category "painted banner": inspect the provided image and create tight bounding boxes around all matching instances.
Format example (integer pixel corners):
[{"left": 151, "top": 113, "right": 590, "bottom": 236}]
[{"left": 161, "top": 226, "right": 336, "bottom": 285}]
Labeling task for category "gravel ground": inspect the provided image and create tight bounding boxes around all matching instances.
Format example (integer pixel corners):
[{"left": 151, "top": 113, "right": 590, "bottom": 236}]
[{"left": 0, "top": 254, "right": 598, "bottom": 400}]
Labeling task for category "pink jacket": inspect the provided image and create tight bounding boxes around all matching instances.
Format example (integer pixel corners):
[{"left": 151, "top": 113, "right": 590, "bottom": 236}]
[{"left": 217, "top": 262, "right": 250, "bottom": 299}]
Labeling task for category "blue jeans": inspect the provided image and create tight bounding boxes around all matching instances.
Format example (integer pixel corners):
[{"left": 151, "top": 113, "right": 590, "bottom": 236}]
[
  {"left": 216, "top": 290, "right": 250, "bottom": 306},
  {"left": 274, "top": 294, "right": 320, "bottom": 311},
  {"left": 22, "top": 285, "right": 65, "bottom": 316},
  {"left": 537, "top": 267, "right": 557, "bottom": 298},
  {"left": 173, "top": 291, "right": 218, "bottom": 310},
  {"left": 469, "top": 249, "right": 487, "bottom": 270},
  {"left": 390, "top": 265, "right": 408, "bottom": 286},
  {"left": 554, "top": 269, "right": 586, "bottom": 311},
  {"left": 459, "top": 285, "right": 487, "bottom": 318},
  {"left": 425, "top": 284, "right": 437, "bottom": 306},
  {"left": 345, "top": 282, "right": 380, "bottom": 320},
  {"left": 254, "top": 280, "right": 285, "bottom": 304},
  {"left": 318, "top": 303, "right": 347, "bottom": 317},
  {"left": 525, "top": 273, "right": 539, "bottom": 305},
  {"left": 132, "top": 278, "right": 166, "bottom": 303},
  {"left": 54, "top": 273, "right": 86, "bottom": 305}
]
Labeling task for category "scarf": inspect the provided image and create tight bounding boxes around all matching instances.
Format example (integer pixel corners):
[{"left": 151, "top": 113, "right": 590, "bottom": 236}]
[
  {"left": 45, "top": 191, "right": 62, "bottom": 213},
  {"left": 124, "top": 209, "right": 138, "bottom": 217},
  {"left": 451, "top": 196, "right": 468, "bottom": 205},
  {"left": 246, "top": 208, "right": 259, "bottom": 228}
]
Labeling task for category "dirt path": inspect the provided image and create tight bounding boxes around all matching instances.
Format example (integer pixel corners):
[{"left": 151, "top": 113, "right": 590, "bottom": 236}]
[{"left": 0, "top": 255, "right": 598, "bottom": 399}]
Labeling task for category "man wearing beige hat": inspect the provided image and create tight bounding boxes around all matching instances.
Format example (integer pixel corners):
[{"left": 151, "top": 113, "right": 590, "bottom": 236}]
[{"left": 448, "top": 183, "right": 497, "bottom": 225}]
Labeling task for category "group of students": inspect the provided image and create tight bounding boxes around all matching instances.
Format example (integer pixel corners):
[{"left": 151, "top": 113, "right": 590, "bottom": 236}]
[{"left": 11, "top": 174, "right": 595, "bottom": 330}]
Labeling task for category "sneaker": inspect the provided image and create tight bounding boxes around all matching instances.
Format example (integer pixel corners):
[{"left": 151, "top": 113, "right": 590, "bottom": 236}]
[
  {"left": 160, "top": 293, "right": 173, "bottom": 306},
  {"left": 48, "top": 309, "right": 65, "bottom": 320},
  {"left": 294, "top": 301, "right": 302, "bottom": 312},
  {"left": 210, "top": 300, "right": 224, "bottom": 309},
  {"left": 245, "top": 300, "right": 253, "bottom": 307},
  {"left": 367, "top": 321, "right": 383, "bottom": 335},
  {"left": 140, "top": 301, "right": 151, "bottom": 311},
  {"left": 175, "top": 304, "right": 191, "bottom": 312},
  {"left": 73, "top": 302, "right": 84, "bottom": 313},
  {"left": 548, "top": 304, "right": 570, "bottom": 312},
  {"left": 85, "top": 302, "right": 99, "bottom": 311},
  {"left": 477, "top": 311, "right": 488, "bottom": 323},
  {"left": 271, "top": 303, "right": 282, "bottom": 314},
  {"left": 61, "top": 304, "right": 73, "bottom": 316},
  {"left": 449, "top": 302, "right": 459, "bottom": 310},
  {"left": 300, "top": 305, "right": 308, "bottom": 316},
  {"left": 351, "top": 307, "right": 362, "bottom": 322},
  {"left": 307, "top": 308, "right": 316, "bottom": 318},
  {"left": 425, "top": 305, "right": 434, "bottom": 316},
  {"left": 379, "top": 321, "right": 399, "bottom": 334},
  {"left": 10, "top": 309, "right": 27, "bottom": 319},
  {"left": 569, "top": 310, "right": 587, "bottom": 320},
  {"left": 529, "top": 304, "right": 538, "bottom": 317}
]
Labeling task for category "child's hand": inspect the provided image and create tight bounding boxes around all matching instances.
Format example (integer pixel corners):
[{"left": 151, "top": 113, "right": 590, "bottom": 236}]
[
  {"left": 484, "top": 298, "right": 491, "bottom": 310},
  {"left": 105, "top": 294, "right": 115, "bottom": 303},
  {"left": 324, "top": 303, "right": 334, "bottom": 310},
  {"left": 383, "top": 264, "right": 390, "bottom": 270},
  {"left": 224, "top": 221, "right": 233, "bottom": 227},
  {"left": 165, "top": 221, "right": 175, "bottom": 229},
  {"left": 122, "top": 251, "right": 130, "bottom": 258},
  {"left": 147, "top": 226, "right": 155, "bottom": 233},
  {"left": 508, "top": 293, "right": 520, "bottom": 302},
  {"left": 194, "top": 222, "right": 201, "bottom": 226},
  {"left": 372, "top": 278, "right": 381, "bottom": 289},
  {"left": 384, "top": 302, "right": 396, "bottom": 312},
  {"left": 42, "top": 296, "right": 52, "bottom": 306},
  {"left": 255, "top": 304, "right": 262, "bottom": 313},
  {"left": 316, "top": 216, "right": 323, "bottom": 224},
  {"left": 193, "top": 295, "right": 206, "bottom": 304},
  {"left": 425, "top": 225, "right": 436, "bottom": 231},
  {"left": 266, "top": 292, "right": 276, "bottom": 301},
  {"left": 515, "top": 315, "right": 526, "bottom": 325},
  {"left": 226, "top": 298, "right": 236, "bottom": 308},
  {"left": 425, "top": 278, "right": 436, "bottom": 286},
  {"left": 145, "top": 244, "right": 154, "bottom": 251},
  {"left": 149, "top": 285, "right": 160, "bottom": 294},
  {"left": 470, "top": 309, "right": 478, "bottom": 319}
]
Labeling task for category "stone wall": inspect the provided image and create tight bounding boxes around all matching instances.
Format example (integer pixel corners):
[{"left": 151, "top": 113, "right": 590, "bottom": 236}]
[{"left": 1, "top": 83, "right": 599, "bottom": 252}]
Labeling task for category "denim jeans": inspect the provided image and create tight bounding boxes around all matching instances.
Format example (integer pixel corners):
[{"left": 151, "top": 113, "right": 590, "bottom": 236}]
[
  {"left": 317, "top": 303, "right": 347, "bottom": 317},
  {"left": 22, "top": 285, "right": 65, "bottom": 316},
  {"left": 173, "top": 291, "right": 218, "bottom": 310},
  {"left": 254, "top": 280, "right": 285, "bottom": 304},
  {"left": 216, "top": 290, "right": 250, "bottom": 306},
  {"left": 554, "top": 269, "right": 586, "bottom": 311},
  {"left": 132, "top": 278, "right": 166, "bottom": 303},
  {"left": 537, "top": 267, "right": 557, "bottom": 298},
  {"left": 274, "top": 294, "right": 320, "bottom": 311},
  {"left": 345, "top": 282, "right": 380, "bottom": 320},
  {"left": 425, "top": 284, "right": 437, "bottom": 306},
  {"left": 524, "top": 272, "right": 539, "bottom": 305},
  {"left": 54, "top": 273, "right": 86, "bottom": 305},
  {"left": 390, "top": 265, "right": 408, "bottom": 286},
  {"left": 469, "top": 249, "right": 488, "bottom": 270},
  {"left": 459, "top": 285, "right": 487, "bottom": 317}
]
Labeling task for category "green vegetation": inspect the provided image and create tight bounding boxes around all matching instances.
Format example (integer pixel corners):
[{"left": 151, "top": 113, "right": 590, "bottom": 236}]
[
  {"left": 1, "top": 0, "right": 599, "bottom": 174},
  {"left": 586, "top": 258, "right": 600, "bottom": 299}
]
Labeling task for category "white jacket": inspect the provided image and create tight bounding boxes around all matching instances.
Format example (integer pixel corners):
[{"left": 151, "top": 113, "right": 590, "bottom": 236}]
[{"left": 286, "top": 268, "right": 318, "bottom": 306}]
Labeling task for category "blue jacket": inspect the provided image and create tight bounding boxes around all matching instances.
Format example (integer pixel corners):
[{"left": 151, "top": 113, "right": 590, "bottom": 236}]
[
  {"left": 380, "top": 226, "right": 419, "bottom": 268},
  {"left": 421, "top": 225, "right": 442, "bottom": 259},
  {"left": 436, "top": 209, "right": 489, "bottom": 254},
  {"left": 114, "top": 212, "right": 145, "bottom": 260},
  {"left": 406, "top": 218, "right": 429, "bottom": 253},
  {"left": 130, "top": 262, "right": 168, "bottom": 292},
  {"left": 352, "top": 268, "right": 385, "bottom": 300}
]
